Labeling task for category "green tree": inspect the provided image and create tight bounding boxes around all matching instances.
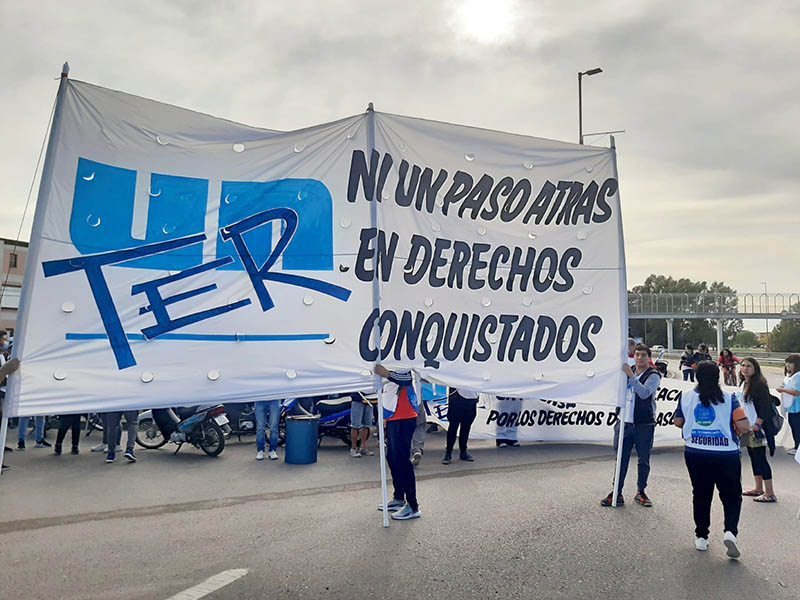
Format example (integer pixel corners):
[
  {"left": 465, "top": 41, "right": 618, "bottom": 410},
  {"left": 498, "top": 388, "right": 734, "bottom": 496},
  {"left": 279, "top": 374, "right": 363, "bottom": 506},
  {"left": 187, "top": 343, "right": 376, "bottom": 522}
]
[
  {"left": 732, "top": 330, "right": 758, "bottom": 348},
  {"left": 628, "top": 275, "right": 742, "bottom": 348},
  {"left": 770, "top": 303, "right": 800, "bottom": 352}
]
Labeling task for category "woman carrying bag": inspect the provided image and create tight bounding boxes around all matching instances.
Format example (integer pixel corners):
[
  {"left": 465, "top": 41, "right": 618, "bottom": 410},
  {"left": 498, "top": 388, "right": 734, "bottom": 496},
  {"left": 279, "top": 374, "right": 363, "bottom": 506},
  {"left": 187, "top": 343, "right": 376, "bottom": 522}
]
[{"left": 738, "top": 357, "right": 778, "bottom": 503}]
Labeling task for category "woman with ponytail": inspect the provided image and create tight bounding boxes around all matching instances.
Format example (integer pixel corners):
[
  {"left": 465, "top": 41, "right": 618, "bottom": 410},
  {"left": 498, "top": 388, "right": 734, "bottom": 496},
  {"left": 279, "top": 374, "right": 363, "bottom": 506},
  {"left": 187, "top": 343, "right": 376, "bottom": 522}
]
[{"left": 674, "top": 361, "right": 750, "bottom": 558}]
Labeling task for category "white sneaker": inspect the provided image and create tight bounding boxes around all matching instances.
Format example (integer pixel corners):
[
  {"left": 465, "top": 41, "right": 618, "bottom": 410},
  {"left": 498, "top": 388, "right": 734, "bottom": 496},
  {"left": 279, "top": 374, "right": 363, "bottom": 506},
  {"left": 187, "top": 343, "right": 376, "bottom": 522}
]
[
  {"left": 390, "top": 502, "right": 421, "bottom": 520},
  {"left": 695, "top": 537, "right": 708, "bottom": 551},
  {"left": 268, "top": 450, "right": 278, "bottom": 460},
  {"left": 91, "top": 443, "right": 108, "bottom": 453},
  {"left": 115, "top": 445, "right": 122, "bottom": 452},
  {"left": 788, "top": 448, "right": 797, "bottom": 455},
  {"left": 256, "top": 450, "right": 265, "bottom": 461},
  {"left": 724, "top": 531, "right": 740, "bottom": 559},
  {"left": 350, "top": 448, "right": 361, "bottom": 457},
  {"left": 410, "top": 450, "right": 422, "bottom": 466},
  {"left": 377, "top": 499, "right": 406, "bottom": 512}
]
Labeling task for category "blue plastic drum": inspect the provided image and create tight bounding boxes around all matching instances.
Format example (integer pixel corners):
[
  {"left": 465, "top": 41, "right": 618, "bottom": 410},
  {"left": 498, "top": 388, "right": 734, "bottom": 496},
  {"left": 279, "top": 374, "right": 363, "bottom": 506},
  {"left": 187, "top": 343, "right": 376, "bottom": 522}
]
[{"left": 285, "top": 415, "right": 320, "bottom": 464}]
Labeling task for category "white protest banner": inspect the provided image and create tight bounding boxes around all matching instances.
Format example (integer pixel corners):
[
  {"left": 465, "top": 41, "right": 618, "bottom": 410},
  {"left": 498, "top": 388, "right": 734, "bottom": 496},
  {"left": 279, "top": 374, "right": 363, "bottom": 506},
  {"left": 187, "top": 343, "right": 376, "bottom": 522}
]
[
  {"left": 7, "top": 78, "right": 627, "bottom": 417},
  {"left": 426, "top": 379, "right": 779, "bottom": 445}
]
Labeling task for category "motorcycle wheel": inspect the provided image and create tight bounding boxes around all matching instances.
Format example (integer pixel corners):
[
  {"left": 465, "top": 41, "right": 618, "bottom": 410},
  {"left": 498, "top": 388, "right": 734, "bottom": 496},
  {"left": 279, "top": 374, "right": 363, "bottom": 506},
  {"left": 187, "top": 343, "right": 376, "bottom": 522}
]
[
  {"left": 135, "top": 418, "right": 167, "bottom": 449},
  {"left": 198, "top": 421, "right": 225, "bottom": 457}
]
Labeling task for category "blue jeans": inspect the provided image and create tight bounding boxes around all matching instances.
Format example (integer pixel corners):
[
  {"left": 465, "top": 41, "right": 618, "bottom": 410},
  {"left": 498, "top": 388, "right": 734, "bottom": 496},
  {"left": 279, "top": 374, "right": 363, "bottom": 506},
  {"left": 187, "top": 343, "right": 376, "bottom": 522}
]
[
  {"left": 18, "top": 416, "right": 46, "bottom": 443},
  {"left": 255, "top": 400, "right": 281, "bottom": 452},
  {"left": 616, "top": 423, "right": 655, "bottom": 495}
]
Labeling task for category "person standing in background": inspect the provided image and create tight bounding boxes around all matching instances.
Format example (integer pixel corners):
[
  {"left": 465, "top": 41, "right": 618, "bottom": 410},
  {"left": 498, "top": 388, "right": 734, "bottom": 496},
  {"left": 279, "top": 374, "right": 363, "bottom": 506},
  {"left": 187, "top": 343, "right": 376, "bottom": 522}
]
[
  {"left": 776, "top": 354, "right": 800, "bottom": 455},
  {"left": 442, "top": 388, "right": 478, "bottom": 464},
  {"left": 680, "top": 344, "right": 696, "bottom": 382}
]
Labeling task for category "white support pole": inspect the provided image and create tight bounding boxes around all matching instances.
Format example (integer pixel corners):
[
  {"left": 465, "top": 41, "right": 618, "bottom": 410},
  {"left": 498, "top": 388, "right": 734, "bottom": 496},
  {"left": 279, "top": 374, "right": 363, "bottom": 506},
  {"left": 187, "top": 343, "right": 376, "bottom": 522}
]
[
  {"left": 0, "top": 416, "right": 8, "bottom": 475},
  {"left": 716, "top": 319, "right": 724, "bottom": 354},
  {"left": 0, "top": 62, "right": 70, "bottom": 479},
  {"left": 666, "top": 319, "right": 674, "bottom": 353},
  {"left": 609, "top": 134, "right": 628, "bottom": 507},
  {"left": 364, "top": 102, "right": 390, "bottom": 527}
]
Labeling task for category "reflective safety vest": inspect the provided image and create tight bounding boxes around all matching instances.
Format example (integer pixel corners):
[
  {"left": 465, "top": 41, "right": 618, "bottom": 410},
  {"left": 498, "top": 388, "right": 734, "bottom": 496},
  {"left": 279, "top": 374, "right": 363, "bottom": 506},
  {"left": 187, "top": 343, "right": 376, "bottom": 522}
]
[{"left": 679, "top": 390, "right": 739, "bottom": 454}]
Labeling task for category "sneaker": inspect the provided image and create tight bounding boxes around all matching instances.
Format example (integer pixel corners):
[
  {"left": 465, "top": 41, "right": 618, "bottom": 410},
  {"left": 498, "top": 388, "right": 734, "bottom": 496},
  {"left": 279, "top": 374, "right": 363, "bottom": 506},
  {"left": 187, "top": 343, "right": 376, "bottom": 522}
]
[
  {"left": 106, "top": 452, "right": 116, "bottom": 463},
  {"left": 115, "top": 445, "right": 122, "bottom": 452},
  {"left": 54, "top": 444, "right": 62, "bottom": 455},
  {"left": 600, "top": 492, "right": 624, "bottom": 507},
  {"left": 788, "top": 448, "right": 797, "bottom": 455},
  {"left": 17, "top": 440, "right": 25, "bottom": 450},
  {"left": 410, "top": 450, "right": 422, "bottom": 466},
  {"left": 124, "top": 450, "right": 136, "bottom": 462},
  {"left": 391, "top": 503, "right": 422, "bottom": 520},
  {"left": 496, "top": 441, "right": 508, "bottom": 448},
  {"left": 360, "top": 448, "right": 375, "bottom": 456},
  {"left": 634, "top": 491, "right": 653, "bottom": 507},
  {"left": 460, "top": 452, "right": 474, "bottom": 462},
  {"left": 377, "top": 499, "right": 406, "bottom": 512},
  {"left": 256, "top": 450, "right": 265, "bottom": 461},
  {"left": 723, "top": 531, "right": 740, "bottom": 559},
  {"left": 268, "top": 450, "right": 278, "bottom": 460},
  {"left": 350, "top": 448, "right": 361, "bottom": 458},
  {"left": 71, "top": 447, "right": 79, "bottom": 455},
  {"left": 91, "top": 443, "right": 108, "bottom": 453},
  {"left": 1, "top": 464, "right": 9, "bottom": 471},
  {"left": 442, "top": 452, "right": 452, "bottom": 465},
  {"left": 35, "top": 439, "right": 52, "bottom": 448},
  {"left": 507, "top": 440, "right": 520, "bottom": 447},
  {"left": 695, "top": 537, "right": 708, "bottom": 551}
]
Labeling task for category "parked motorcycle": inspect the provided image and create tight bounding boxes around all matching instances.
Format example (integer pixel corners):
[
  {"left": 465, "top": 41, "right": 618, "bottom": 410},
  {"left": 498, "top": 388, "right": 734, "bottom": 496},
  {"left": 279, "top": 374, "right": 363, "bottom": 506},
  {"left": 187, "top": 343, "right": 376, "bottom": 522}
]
[
  {"left": 222, "top": 402, "right": 256, "bottom": 441},
  {"left": 136, "top": 405, "right": 228, "bottom": 456},
  {"left": 654, "top": 351, "right": 669, "bottom": 378}
]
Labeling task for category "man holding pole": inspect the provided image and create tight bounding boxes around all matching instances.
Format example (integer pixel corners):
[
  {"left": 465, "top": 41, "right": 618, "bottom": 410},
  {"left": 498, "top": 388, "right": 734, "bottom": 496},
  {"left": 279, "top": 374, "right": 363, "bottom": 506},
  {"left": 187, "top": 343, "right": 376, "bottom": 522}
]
[
  {"left": 601, "top": 344, "right": 661, "bottom": 507},
  {"left": 374, "top": 365, "right": 421, "bottom": 520}
]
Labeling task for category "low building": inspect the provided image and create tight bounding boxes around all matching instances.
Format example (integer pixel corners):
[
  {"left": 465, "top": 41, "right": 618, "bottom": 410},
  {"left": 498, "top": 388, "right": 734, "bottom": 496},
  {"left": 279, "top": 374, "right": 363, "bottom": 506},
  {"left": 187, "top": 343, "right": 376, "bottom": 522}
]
[{"left": 0, "top": 237, "right": 28, "bottom": 338}]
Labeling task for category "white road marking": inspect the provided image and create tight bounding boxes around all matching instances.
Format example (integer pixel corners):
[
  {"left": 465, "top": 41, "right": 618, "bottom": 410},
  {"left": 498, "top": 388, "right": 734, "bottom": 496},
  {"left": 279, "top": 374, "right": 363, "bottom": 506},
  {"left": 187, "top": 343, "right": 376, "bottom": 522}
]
[{"left": 164, "top": 569, "right": 249, "bottom": 600}]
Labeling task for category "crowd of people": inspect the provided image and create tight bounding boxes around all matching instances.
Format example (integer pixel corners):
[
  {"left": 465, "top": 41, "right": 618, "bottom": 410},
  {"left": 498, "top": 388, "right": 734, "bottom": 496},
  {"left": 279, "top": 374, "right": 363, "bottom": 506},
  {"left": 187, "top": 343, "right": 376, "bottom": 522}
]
[{"left": 604, "top": 341, "right": 800, "bottom": 559}]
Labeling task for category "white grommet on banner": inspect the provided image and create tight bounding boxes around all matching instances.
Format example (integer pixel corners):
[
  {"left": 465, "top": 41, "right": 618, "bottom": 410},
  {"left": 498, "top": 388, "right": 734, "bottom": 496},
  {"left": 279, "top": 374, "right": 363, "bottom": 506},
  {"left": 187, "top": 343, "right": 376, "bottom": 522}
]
[
  {"left": 286, "top": 369, "right": 297, "bottom": 379},
  {"left": 53, "top": 370, "right": 67, "bottom": 381},
  {"left": 207, "top": 370, "right": 220, "bottom": 381},
  {"left": 61, "top": 301, "right": 75, "bottom": 313},
  {"left": 141, "top": 372, "right": 154, "bottom": 383}
]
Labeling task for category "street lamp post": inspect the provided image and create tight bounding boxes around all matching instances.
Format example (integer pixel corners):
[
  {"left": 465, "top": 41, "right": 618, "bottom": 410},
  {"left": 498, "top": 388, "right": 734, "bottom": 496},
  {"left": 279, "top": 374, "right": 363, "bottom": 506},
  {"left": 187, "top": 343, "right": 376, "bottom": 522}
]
[
  {"left": 578, "top": 67, "right": 603, "bottom": 144},
  {"left": 761, "top": 281, "right": 770, "bottom": 351}
]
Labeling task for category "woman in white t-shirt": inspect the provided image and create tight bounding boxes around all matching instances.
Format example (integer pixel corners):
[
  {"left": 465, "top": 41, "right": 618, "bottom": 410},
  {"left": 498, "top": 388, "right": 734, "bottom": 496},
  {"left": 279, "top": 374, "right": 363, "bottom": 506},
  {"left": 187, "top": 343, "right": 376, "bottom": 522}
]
[{"left": 776, "top": 354, "right": 800, "bottom": 455}]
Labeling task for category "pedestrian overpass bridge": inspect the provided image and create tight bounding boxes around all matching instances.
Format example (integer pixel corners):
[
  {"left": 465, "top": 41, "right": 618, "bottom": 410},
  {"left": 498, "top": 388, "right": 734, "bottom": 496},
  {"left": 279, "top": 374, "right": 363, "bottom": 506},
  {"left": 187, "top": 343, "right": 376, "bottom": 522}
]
[{"left": 627, "top": 292, "right": 800, "bottom": 351}]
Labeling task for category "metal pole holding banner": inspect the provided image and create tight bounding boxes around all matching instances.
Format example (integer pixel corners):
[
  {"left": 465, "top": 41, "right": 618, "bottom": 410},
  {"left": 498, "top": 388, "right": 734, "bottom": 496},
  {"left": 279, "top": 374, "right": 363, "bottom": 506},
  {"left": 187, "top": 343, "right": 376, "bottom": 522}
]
[
  {"left": 608, "top": 134, "right": 628, "bottom": 507},
  {"left": 364, "top": 103, "right": 390, "bottom": 527},
  {"left": 0, "top": 62, "right": 70, "bottom": 479}
]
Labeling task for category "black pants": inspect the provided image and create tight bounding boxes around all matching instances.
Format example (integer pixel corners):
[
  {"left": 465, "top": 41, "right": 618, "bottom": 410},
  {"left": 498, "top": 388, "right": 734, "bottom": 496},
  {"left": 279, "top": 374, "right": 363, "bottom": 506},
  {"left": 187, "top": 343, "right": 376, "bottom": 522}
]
[
  {"left": 56, "top": 414, "right": 82, "bottom": 449},
  {"left": 746, "top": 445, "right": 772, "bottom": 479},
  {"left": 788, "top": 413, "right": 800, "bottom": 450},
  {"left": 684, "top": 451, "right": 742, "bottom": 539},
  {"left": 446, "top": 396, "right": 477, "bottom": 454},
  {"left": 386, "top": 418, "right": 418, "bottom": 511}
]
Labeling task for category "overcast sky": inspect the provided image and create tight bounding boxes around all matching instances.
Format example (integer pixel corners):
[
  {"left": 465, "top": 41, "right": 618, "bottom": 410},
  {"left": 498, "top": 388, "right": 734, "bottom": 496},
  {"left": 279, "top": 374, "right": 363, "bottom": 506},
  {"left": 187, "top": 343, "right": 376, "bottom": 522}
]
[{"left": 1, "top": 0, "right": 798, "bottom": 298}]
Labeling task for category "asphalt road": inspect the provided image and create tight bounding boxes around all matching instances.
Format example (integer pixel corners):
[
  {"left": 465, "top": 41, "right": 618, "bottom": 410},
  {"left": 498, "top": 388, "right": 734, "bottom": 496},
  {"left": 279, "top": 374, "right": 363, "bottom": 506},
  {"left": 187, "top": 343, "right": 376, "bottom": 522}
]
[{"left": 1, "top": 429, "right": 799, "bottom": 600}]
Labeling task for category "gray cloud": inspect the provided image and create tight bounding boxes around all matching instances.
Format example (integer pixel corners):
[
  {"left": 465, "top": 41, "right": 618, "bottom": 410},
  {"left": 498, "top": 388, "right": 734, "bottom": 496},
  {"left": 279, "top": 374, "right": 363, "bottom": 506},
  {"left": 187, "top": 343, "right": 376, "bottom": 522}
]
[{"left": 1, "top": 0, "right": 797, "bottom": 295}]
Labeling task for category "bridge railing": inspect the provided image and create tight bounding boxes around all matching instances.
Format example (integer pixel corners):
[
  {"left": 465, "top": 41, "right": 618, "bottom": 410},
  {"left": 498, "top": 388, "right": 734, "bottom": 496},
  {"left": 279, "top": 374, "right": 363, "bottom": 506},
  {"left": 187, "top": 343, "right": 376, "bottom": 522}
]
[{"left": 627, "top": 292, "right": 800, "bottom": 317}]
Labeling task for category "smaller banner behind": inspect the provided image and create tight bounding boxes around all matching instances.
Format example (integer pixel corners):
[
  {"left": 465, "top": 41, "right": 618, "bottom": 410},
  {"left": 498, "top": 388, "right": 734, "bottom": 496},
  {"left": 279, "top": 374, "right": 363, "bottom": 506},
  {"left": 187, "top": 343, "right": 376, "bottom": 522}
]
[{"left": 424, "top": 378, "right": 793, "bottom": 446}]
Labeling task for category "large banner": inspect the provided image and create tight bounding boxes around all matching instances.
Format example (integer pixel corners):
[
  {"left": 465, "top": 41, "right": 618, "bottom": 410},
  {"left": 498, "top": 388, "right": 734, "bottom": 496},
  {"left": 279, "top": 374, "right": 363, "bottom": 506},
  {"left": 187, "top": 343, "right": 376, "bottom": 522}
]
[{"left": 6, "top": 79, "right": 626, "bottom": 417}]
